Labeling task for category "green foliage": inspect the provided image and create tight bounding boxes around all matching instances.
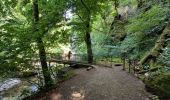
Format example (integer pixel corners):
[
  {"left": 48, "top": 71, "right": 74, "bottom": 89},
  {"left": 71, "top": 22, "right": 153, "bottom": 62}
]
[
  {"left": 120, "top": 0, "right": 137, "bottom": 6},
  {"left": 0, "top": 0, "right": 71, "bottom": 77},
  {"left": 92, "top": 33, "right": 110, "bottom": 59},
  {"left": 71, "top": 0, "right": 116, "bottom": 60},
  {"left": 0, "top": 0, "right": 34, "bottom": 77},
  {"left": 146, "top": 73, "right": 170, "bottom": 99},
  {"left": 119, "top": 31, "right": 158, "bottom": 60},
  {"left": 126, "top": 5, "right": 168, "bottom": 34},
  {"left": 0, "top": 0, "right": 170, "bottom": 98},
  {"left": 158, "top": 44, "right": 170, "bottom": 68},
  {"left": 116, "top": 3, "right": 169, "bottom": 60}
]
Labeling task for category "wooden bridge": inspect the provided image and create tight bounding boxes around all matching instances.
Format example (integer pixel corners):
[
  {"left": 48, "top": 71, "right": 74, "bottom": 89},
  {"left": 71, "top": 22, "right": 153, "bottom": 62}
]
[
  {"left": 49, "top": 59, "right": 93, "bottom": 68},
  {"left": 31, "top": 53, "right": 121, "bottom": 69},
  {"left": 32, "top": 53, "right": 93, "bottom": 68}
]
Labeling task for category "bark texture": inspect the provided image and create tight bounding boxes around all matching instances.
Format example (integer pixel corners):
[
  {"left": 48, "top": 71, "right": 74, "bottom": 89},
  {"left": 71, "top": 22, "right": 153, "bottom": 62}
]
[
  {"left": 33, "top": 0, "right": 53, "bottom": 87},
  {"left": 80, "top": 0, "right": 93, "bottom": 63},
  {"left": 85, "top": 17, "right": 93, "bottom": 63}
]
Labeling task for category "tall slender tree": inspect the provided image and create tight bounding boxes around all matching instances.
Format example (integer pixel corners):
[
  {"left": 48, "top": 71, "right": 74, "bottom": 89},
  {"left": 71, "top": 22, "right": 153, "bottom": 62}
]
[{"left": 33, "top": 0, "right": 53, "bottom": 87}]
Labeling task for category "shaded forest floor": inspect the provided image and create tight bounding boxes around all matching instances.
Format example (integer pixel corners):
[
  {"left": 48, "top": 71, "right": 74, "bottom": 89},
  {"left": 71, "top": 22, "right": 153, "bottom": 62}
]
[{"left": 29, "top": 65, "right": 152, "bottom": 100}]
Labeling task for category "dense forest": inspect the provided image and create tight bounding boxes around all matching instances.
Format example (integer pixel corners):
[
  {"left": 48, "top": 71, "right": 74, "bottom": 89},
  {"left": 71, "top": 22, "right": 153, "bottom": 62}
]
[{"left": 0, "top": 0, "right": 170, "bottom": 100}]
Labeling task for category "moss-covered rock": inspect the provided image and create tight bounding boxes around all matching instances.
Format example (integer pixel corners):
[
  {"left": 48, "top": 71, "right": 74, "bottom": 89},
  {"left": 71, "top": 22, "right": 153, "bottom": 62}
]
[{"left": 145, "top": 73, "right": 170, "bottom": 99}]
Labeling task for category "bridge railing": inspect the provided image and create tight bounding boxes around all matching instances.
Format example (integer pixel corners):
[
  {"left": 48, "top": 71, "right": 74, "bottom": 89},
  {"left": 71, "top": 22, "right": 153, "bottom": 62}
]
[{"left": 45, "top": 53, "right": 88, "bottom": 63}]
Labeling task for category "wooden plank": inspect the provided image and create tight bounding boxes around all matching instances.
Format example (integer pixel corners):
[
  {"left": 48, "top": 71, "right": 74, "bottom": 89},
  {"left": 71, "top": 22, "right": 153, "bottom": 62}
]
[{"left": 32, "top": 59, "right": 92, "bottom": 68}]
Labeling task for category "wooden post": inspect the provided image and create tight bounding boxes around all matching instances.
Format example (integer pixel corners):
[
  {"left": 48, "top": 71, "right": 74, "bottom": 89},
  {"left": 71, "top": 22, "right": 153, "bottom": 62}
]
[
  {"left": 123, "top": 58, "right": 125, "bottom": 70},
  {"left": 128, "top": 59, "right": 131, "bottom": 73},
  {"left": 123, "top": 53, "right": 126, "bottom": 70},
  {"left": 75, "top": 54, "right": 76, "bottom": 61},
  {"left": 48, "top": 61, "right": 51, "bottom": 67},
  {"left": 110, "top": 56, "right": 112, "bottom": 67},
  {"left": 133, "top": 60, "right": 135, "bottom": 74}
]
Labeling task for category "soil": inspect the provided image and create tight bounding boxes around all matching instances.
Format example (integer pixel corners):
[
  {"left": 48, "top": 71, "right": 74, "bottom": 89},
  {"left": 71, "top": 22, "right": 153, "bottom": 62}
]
[{"left": 33, "top": 65, "right": 151, "bottom": 100}]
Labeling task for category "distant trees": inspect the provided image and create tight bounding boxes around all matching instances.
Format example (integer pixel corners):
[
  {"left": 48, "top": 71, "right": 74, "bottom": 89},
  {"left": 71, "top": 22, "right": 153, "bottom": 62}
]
[{"left": 70, "top": 0, "right": 113, "bottom": 63}]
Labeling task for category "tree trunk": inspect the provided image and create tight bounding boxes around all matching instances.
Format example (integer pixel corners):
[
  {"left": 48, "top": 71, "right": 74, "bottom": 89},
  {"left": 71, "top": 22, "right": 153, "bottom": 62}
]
[
  {"left": 85, "top": 15, "right": 93, "bottom": 64},
  {"left": 33, "top": 0, "right": 53, "bottom": 88},
  {"left": 80, "top": 0, "right": 93, "bottom": 64},
  {"left": 139, "top": 22, "right": 170, "bottom": 65}
]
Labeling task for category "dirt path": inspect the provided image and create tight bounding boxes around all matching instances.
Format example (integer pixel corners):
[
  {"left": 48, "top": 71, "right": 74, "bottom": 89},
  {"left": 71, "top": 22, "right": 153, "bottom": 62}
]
[{"left": 50, "top": 65, "right": 151, "bottom": 100}]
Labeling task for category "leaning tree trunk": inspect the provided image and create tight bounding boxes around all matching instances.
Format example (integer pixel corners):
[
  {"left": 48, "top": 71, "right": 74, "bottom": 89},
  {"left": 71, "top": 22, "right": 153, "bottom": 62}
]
[
  {"left": 85, "top": 15, "right": 93, "bottom": 64},
  {"left": 33, "top": 0, "right": 53, "bottom": 88},
  {"left": 139, "top": 22, "right": 170, "bottom": 66}
]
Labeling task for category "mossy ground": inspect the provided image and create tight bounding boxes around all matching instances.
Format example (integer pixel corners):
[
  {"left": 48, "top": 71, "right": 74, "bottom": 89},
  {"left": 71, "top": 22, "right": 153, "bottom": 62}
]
[{"left": 145, "top": 73, "right": 170, "bottom": 99}]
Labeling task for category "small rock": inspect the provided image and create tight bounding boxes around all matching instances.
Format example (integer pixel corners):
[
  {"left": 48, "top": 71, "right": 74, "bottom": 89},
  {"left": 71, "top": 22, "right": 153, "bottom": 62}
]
[
  {"left": 144, "top": 73, "right": 149, "bottom": 77},
  {"left": 86, "top": 67, "right": 93, "bottom": 71},
  {"left": 72, "top": 92, "right": 82, "bottom": 98}
]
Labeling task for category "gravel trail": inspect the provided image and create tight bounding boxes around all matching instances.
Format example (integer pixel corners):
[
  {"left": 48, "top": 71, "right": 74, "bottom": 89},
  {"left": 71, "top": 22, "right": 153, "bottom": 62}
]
[{"left": 54, "top": 65, "right": 151, "bottom": 100}]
